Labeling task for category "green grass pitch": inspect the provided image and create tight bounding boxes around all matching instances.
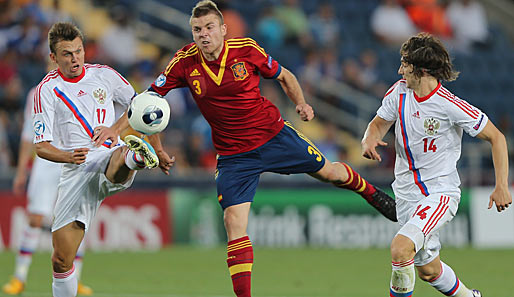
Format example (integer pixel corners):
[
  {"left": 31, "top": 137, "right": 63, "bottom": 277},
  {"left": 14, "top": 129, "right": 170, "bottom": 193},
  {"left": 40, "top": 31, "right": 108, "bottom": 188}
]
[{"left": 1, "top": 246, "right": 512, "bottom": 297}]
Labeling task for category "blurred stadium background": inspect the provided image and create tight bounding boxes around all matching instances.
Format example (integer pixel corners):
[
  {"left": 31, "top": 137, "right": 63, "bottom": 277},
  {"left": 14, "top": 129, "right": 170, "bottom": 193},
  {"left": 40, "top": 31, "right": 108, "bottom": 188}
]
[{"left": 0, "top": 0, "right": 513, "bottom": 296}]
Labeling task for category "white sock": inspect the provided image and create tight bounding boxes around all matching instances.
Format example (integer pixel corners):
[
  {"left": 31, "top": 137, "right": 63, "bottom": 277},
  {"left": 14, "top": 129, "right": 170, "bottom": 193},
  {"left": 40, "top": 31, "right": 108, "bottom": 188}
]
[
  {"left": 52, "top": 264, "right": 77, "bottom": 297},
  {"left": 14, "top": 226, "right": 42, "bottom": 282},
  {"left": 74, "top": 240, "right": 86, "bottom": 280},
  {"left": 124, "top": 149, "right": 145, "bottom": 170},
  {"left": 390, "top": 259, "right": 415, "bottom": 296},
  {"left": 428, "top": 261, "right": 473, "bottom": 297}
]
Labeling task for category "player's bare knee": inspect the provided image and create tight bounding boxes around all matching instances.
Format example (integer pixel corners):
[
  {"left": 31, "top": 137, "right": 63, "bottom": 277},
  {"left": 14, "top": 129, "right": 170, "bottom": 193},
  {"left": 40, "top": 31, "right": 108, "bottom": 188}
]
[
  {"left": 417, "top": 264, "right": 440, "bottom": 282},
  {"left": 418, "top": 270, "right": 439, "bottom": 282},
  {"left": 223, "top": 208, "right": 247, "bottom": 234},
  {"left": 317, "top": 162, "right": 343, "bottom": 183},
  {"left": 51, "top": 252, "right": 73, "bottom": 273},
  {"left": 223, "top": 210, "right": 242, "bottom": 229},
  {"left": 106, "top": 147, "right": 132, "bottom": 183},
  {"left": 390, "top": 235, "right": 416, "bottom": 262}
]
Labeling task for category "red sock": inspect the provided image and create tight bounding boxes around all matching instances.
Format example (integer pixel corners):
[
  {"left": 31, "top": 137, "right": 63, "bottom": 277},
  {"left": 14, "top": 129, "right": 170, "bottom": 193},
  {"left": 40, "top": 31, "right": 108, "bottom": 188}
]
[
  {"left": 227, "top": 236, "right": 253, "bottom": 297},
  {"left": 333, "top": 162, "right": 376, "bottom": 199}
]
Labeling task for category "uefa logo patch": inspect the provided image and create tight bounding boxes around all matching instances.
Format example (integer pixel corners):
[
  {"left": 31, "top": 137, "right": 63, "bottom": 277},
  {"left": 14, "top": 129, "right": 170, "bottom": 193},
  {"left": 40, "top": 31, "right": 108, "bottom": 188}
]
[
  {"left": 155, "top": 74, "right": 166, "bottom": 87},
  {"left": 34, "top": 121, "right": 45, "bottom": 136}
]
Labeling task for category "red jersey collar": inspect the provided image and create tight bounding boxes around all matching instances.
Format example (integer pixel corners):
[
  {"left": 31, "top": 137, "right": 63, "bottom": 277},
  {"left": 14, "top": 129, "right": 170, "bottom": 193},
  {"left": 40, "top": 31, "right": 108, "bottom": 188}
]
[
  {"left": 414, "top": 81, "right": 441, "bottom": 102},
  {"left": 58, "top": 66, "right": 86, "bottom": 83}
]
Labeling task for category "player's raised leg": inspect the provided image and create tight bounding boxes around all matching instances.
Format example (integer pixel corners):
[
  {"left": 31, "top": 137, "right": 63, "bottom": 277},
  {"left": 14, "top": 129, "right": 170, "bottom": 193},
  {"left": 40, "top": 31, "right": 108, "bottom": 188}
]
[
  {"left": 123, "top": 135, "right": 159, "bottom": 169},
  {"left": 310, "top": 161, "right": 397, "bottom": 221},
  {"left": 103, "top": 135, "right": 159, "bottom": 186}
]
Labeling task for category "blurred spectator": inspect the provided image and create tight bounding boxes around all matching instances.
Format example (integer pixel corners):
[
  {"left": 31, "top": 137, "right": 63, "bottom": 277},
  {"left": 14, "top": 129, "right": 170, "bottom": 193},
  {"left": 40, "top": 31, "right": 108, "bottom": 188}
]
[
  {"left": 0, "top": 47, "right": 17, "bottom": 85},
  {"left": 401, "top": 0, "right": 453, "bottom": 38},
  {"left": 341, "top": 58, "right": 366, "bottom": 91},
  {"left": 358, "top": 49, "right": 388, "bottom": 97},
  {"left": 0, "top": 117, "right": 11, "bottom": 170},
  {"left": 370, "top": 0, "right": 417, "bottom": 47},
  {"left": 315, "top": 121, "right": 341, "bottom": 162},
  {"left": 99, "top": 5, "right": 138, "bottom": 71},
  {"left": 0, "top": 74, "right": 23, "bottom": 165},
  {"left": 446, "top": 0, "right": 489, "bottom": 53},
  {"left": 308, "top": 1, "right": 340, "bottom": 47},
  {"left": 217, "top": 0, "right": 248, "bottom": 39},
  {"left": 298, "top": 48, "right": 322, "bottom": 95},
  {"left": 42, "top": 0, "right": 73, "bottom": 25},
  {"left": 255, "top": 5, "right": 284, "bottom": 51},
  {"left": 84, "top": 38, "right": 101, "bottom": 64},
  {"left": 7, "top": 13, "right": 43, "bottom": 57},
  {"left": 320, "top": 47, "right": 341, "bottom": 80},
  {"left": 187, "top": 115, "right": 217, "bottom": 171},
  {"left": 274, "top": 0, "right": 312, "bottom": 48}
]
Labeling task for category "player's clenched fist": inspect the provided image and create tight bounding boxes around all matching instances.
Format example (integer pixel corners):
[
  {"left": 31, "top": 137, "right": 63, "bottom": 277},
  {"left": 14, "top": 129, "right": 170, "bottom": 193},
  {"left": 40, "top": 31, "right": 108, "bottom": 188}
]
[{"left": 296, "top": 103, "right": 314, "bottom": 121}]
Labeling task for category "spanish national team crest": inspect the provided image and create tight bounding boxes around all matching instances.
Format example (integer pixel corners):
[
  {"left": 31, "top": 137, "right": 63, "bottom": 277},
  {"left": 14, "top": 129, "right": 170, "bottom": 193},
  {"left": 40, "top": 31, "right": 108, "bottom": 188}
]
[
  {"left": 424, "top": 117, "right": 440, "bottom": 136},
  {"left": 93, "top": 88, "right": 107, "bottom": 104},
  {"left": 231, "top": 62, "right": 248, "bottom": 81}
]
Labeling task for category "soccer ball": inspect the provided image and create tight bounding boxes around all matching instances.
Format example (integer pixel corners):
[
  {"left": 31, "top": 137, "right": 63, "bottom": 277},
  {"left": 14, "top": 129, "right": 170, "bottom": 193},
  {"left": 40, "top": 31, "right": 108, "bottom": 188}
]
[{"left": 127, "top": 91, "right": 170, "bottom": 135}]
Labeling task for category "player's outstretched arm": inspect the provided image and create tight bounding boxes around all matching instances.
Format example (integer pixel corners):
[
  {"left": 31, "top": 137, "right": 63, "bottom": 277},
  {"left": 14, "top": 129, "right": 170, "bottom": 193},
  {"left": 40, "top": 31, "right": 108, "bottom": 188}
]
[
  {"left": 476, "top": 120, "right": 512, "bottom": 212},
  {"left": 35, "top": 141, "right": 89, "bottom": 165},
  {"left": 146, "top": 133, "right": 174, "bottom": 175},
  {"left": 361, "top": 115, "right": 394, "bottom": 162},
  {"left": 275, "top": 67, "right": 314, "bottom": 121}
]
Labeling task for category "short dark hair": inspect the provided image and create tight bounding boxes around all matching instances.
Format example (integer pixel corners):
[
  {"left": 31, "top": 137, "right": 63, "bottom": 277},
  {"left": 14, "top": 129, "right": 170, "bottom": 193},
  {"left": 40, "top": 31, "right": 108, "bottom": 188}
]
[
  {"left": 400, "top": 32, "right": 459, "bottom": 82},
  {"left": 48, "top": 22, "right": 84, "bottom": 54},
  {"left": 190, "top": 0, "right": 224, "bottom": 25}
]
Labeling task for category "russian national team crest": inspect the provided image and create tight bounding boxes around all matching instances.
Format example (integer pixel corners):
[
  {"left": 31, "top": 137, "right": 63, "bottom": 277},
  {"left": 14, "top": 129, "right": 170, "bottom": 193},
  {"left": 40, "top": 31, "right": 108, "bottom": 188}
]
[
  {"left": 424, "top": 117, "right": 440, "bottom": 136},
  {"left": 93, "top": 88, "right": 107, "bottom": 104},
  {"left": 231, "top": 62, "right": 248, "bottom": 81}
]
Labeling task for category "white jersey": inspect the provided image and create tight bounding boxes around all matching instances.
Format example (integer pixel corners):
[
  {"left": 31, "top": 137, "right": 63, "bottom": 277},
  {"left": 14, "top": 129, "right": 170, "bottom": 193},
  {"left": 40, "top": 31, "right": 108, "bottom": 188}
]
[
  {"left": 377, "top": 80, "right": 488, "bottom": 201},
  {"left": 32, "top": 64, "right": 135, "bottom": 151}
]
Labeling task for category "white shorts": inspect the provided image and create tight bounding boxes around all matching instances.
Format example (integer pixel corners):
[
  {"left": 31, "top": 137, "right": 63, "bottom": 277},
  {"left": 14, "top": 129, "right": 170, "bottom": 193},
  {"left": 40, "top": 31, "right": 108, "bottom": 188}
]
[
  {"left": 27, "top": 157, "right": 62, "bottom": 216},
  {"left": 52, "top": 146, "right": 135, "bottom": 232},
  {"left": 396, "top": 193, "right": 459, "bottom": 266}
]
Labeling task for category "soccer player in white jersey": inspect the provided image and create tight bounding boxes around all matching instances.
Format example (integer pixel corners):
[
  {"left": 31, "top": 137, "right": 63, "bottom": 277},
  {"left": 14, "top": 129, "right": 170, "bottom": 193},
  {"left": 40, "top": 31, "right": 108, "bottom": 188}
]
[
  {"left": 362, "top": 32, "right": 512, "bottom": 297},
  {"left": 2, "top": 61, "right": 93, "bottom": 295},
  {"left": 33, "top": 22, "right": 173, "bottom": 297}
]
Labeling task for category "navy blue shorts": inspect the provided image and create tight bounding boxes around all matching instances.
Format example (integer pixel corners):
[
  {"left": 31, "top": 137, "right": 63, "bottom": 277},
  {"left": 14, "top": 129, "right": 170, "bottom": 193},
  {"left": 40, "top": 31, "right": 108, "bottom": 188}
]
[{"left": 216, "top": 121, "right": 326, "bottom": 209}]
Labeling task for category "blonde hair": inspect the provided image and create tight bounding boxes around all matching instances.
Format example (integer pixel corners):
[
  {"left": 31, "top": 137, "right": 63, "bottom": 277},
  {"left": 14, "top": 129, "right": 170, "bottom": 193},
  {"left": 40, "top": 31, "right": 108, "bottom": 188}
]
[{"left": 190, "top": 0, "right": 224, "bottom": 25}]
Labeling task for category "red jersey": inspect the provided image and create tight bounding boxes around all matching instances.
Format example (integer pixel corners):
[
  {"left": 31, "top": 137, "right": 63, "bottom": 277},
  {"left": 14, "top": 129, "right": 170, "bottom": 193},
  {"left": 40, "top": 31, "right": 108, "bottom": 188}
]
[{"left": 150, "top": 38, "right": 284, "bottom": 155}]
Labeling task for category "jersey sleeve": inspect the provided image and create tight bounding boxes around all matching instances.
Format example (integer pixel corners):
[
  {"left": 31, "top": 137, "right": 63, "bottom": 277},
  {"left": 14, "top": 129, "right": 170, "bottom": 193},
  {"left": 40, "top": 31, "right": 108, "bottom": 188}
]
[
  {"left": 105, "top": 67, "right": 136, "bottom": 110},
  {"left": 247, "top": 39, "right": 281, "bottom": 79},
  {"left": 376, "top": 82, "right": 400, "bottom": 122},
  {"left": 149, "top": 50, "right": 188, "bottom": 96},
  {"left": 446, "top": 96, "right": 488, "bottom": 137},
  {"left": 21, "top": 87, "right": 36, "bottom": 142},
  {"left": 32, "top": 84, "right": 55, "bottom": 144}
]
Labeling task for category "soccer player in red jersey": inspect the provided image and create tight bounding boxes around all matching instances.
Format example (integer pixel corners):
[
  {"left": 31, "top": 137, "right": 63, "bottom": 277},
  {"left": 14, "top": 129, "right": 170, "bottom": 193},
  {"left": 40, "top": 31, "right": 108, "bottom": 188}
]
[{"left": 149, "top": 1, "right": 397, "bottom": 296}]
